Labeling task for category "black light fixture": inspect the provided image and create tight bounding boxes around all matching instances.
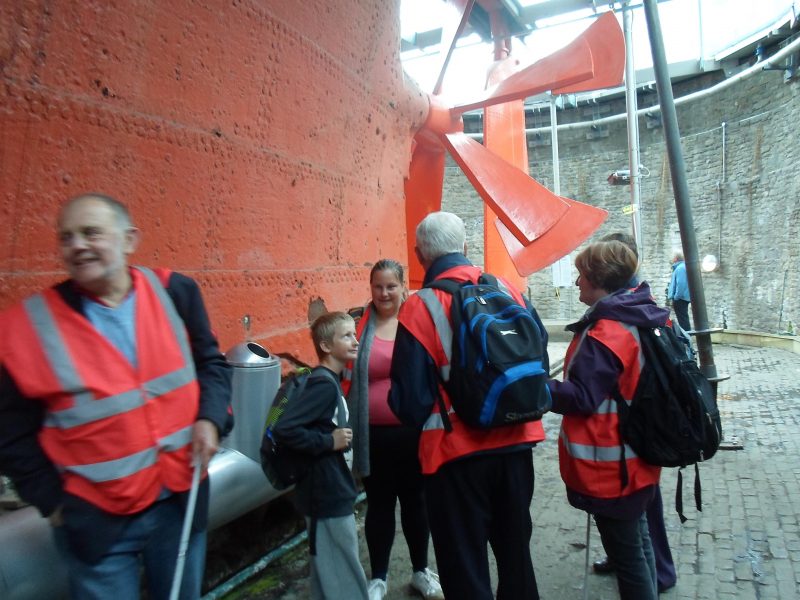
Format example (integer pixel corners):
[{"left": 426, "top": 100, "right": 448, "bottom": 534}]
[{"left": 607, "top": 169, "right": 631, "bottom": 185}]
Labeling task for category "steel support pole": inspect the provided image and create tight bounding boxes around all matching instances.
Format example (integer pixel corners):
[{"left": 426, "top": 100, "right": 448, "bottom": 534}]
[
  {"left": 549, "top": 94, "right": 573, "bottom": 288},
  {"left": 642, "top": 0, "right": 718, "bottom": 380},
  {"left": 550, "top": 95, "right": 561, "bottom": 196},
  {"left": 622, "top": 1, "right": 643, "bottom": 258}
]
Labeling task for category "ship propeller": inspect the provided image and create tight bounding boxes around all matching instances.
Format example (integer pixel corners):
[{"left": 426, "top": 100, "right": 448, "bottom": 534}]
[{"left": 403, "top": 6, "right": 624, "bottom": 287}]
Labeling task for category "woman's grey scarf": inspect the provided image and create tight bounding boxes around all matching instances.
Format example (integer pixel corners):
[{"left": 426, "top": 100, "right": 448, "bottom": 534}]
[{"left": 346, "top": 304, "right": 376, "bottom": 478}]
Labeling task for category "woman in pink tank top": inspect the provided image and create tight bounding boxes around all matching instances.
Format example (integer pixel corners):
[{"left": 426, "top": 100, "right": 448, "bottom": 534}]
[{"left": 345, "top": 259, "right": 443, "bottom": 600}]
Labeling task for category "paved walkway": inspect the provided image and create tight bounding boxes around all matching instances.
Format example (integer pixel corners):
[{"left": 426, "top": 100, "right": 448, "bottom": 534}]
[{"left": 226, "top": 341, "right": 800, "bottom": 600}]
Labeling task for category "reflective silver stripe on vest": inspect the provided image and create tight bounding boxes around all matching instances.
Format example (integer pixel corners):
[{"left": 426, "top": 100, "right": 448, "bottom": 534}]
[
  {"left": 559, "top": 428, "right": 638, "bottom": 461},
  {"left": 144, "top": 364, "right": 196, "bottom": 399},
  {"left": 61, "top": 426, "right": 194, "bottom": 482},
  {"left": 422, "top": 409, "right": 450, "bottom": 431},
  {"left": 136, "top": 267, "right": 195, "bottom": 371},
  {"left": 46, "top": 390, "right": 144, "bottom": 428},
  {"left": 494, "top": 279, "right": 512, "bottom": 296},
  {"left": 159, "top": 425, "right": 194, "bottom": 452},
  {"left": 24, "top": 294, "right": 96, "bottom": 409},
  {"left": 627, "top": 323, "right": 646, "bottom": 371},
  {"left": 595, "top": 398, "right": 619, "bottom": 415},
  {"left": 564, "top": 329, "right": 590, "bottom": 381},
  {"left": 416, "top": 288, "right": 452, "bottom": 382},
  {"left": 64, "top": 446, "right": 158, "bottom": 482}
]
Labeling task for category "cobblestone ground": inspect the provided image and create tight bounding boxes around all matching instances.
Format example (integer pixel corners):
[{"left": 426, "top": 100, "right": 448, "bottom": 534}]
[{"left": 219, "top": 342, "right": 800, "bottom": 600}]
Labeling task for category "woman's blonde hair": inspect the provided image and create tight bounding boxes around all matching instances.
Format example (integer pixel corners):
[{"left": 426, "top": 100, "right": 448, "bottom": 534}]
[{"left": 574, "top": 240, "right": 638, "bottom": 292}]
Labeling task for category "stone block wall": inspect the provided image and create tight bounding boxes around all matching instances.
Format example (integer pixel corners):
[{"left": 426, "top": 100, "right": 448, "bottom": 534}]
[{"left": 443, "top": 66, "right": 800, "bottom": 334}]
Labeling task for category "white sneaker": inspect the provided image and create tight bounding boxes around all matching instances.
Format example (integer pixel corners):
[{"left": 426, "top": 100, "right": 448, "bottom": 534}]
[
  {"left": 368, "top": 578, "right": 387, "bottom": 600},
  {"left": 410, "top": 569, "right": 444, "bottom": 599}
]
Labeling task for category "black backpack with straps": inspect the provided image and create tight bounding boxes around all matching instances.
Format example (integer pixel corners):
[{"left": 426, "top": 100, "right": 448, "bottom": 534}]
[
  {"left": 424, "top": 274, "right": 551, "bottom": 430},
  {"left": 614, "top": 323, "right": 722, "bottom": 521},
  {"left": 260, "top": 367, "right": 343, "bottom": 490}
]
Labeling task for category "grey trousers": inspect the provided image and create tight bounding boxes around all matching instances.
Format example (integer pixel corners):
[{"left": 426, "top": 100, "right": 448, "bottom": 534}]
[{"left": 305, "top": 514, "right": 369, "bottom": 600}]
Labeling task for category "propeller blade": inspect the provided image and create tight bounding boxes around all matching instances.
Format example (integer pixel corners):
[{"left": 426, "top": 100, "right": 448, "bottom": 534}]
[
  {"left": 404, "top": 139, "right": 447, "bottom": 288},
  {"left": 496, "top": 197, "right": 608, "bottom": 276},
  {"left": 432, "top": 0, "right": 476, "bottom": 96},
  {"left": 443, "top": 132, "right": 569, "bottom": 245},
  {"left": 452, "top": 36, "right": 594, "bottom": 113},
  {"left": 553, "top": 11, "right": 625, "bottom": 94},
  {"left": 482, "top": 54, "right": 531, "bottom": 291}
]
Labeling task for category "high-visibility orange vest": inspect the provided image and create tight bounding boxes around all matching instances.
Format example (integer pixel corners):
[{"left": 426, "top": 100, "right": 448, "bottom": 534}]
[
  {"left": 0, "top": 267, "right": 199, "bottom": 515},
  {"left": 399, "top": 265, "right": 545, "bottom": 475},
  {"left": 558, "top": 319, "right": 661, "bottom": 498}
]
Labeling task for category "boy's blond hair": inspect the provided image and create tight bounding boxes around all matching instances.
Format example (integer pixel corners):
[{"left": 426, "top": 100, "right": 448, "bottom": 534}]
[{"left": 311, "top": 311, "right": 354, "bottom": 359}]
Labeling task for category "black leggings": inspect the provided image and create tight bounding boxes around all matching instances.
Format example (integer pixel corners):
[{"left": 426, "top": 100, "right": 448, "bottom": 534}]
[{"left": 362, "top": 425, "right": 430, "bottom": 580}]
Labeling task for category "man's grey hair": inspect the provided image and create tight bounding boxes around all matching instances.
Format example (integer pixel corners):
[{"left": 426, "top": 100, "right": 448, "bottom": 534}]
[
  {"left": 415, "top": 211, "right": 466, "bottom": 263},
  {"left": 63, "top": 193, "right": 133, "bottom": 229}
]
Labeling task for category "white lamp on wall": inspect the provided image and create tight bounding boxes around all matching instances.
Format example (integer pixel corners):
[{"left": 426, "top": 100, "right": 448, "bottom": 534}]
[{"left": 701, "top": 254, "right": 719, "bottom": 272}]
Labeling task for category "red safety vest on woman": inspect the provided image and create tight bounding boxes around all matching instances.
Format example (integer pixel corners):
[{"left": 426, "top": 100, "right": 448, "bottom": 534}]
[
  {"left": 558, "top": 319, "right": 660, "bottom": 498},
  {"left": 0, "top": 267, "right": 199, "bottom": 515},
  {"left": 399, "top": 265, "right": 545, "bottom": 475}
]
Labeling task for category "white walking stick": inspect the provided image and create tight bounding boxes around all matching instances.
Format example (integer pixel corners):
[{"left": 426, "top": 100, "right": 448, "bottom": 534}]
[
  {"left": 170, "top": 461, "right": 202, "bottom": 600},
  {"left": 583, "top": 512, "right": 591, "bottom": 600}
]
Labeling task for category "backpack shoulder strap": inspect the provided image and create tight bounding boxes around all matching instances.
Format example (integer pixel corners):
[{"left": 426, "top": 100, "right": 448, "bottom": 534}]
[
  {"left": 427, "top": 277, "right": 461, "bottom": 294},
  {"left": 308, "top": 366, "right": 339, "bottom": 385},
  {"left": 477, "top": 273, "right": 500, "bottom": 288},
  {"left": 433, "top": 272, "right": 500, "bottom": 291},
  {"left": 309, "top": 368, "right": 347, "bottom": 426},
  {"left": 478, "top": 273, "right": 519, "bottom": 302}
]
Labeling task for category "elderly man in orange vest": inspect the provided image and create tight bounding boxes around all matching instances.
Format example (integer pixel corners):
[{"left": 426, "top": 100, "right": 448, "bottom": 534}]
[
  {"left": 389, "top": 211, "right": 548, "bottom": 600},
  {"left": 0, "top": 193, "right": 232, "bottom": 599}
]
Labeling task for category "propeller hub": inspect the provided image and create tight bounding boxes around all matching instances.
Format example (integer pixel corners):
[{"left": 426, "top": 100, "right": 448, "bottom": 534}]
[{"left": 422, "top": 94, "right": 463, "bottom": 138}]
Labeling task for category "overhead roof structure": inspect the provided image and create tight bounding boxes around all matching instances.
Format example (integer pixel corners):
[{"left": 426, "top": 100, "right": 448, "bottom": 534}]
[{"left": 401, "top": 0, "right": 799, "bottom": 106}]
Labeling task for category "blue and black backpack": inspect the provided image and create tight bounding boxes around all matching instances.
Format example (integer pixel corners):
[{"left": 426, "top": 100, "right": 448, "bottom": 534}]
[{"left": 424, "top": 274, "right": 551, "bottom": 430}]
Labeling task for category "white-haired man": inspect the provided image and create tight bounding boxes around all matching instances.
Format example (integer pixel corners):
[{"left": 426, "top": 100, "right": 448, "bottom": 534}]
[
  {"left": 389, "top": 211, "right": 547, "bottom": 600},
  {"left": 668, "top": 251, "right": 691, "bottom": 332}
]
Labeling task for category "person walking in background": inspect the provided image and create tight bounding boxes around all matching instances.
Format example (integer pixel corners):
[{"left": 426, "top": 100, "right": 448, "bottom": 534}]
[
  {"left": 389, "top": 211, "right": 547, "bottom": 600},
  {"left": 272, "top": 311, "right": 368, "bottom": 600},
  {"left": 593, "top": 232, "right": 677, "bottom": 593},
  {"left": 0, "top": 193, "right": 232, "bottom": 599},
  {"left": 668, "top": 251, "right": 692, "bottom": 332},
  {"left": 343, "top": 259, "right": 442, "bottom": 600},
  {"left": 549, "top": 240, "right": 668, "bottom": 600}
]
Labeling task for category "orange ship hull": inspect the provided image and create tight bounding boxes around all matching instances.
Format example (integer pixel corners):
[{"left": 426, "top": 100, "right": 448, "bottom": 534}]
[{"left": 0, "top": 0, "right": 426, "bottom": 364}]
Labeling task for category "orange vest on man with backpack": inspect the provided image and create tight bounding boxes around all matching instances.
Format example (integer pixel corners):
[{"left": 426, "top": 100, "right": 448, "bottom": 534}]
[{"left": 396, "top": 263, "right": 545, "bottom": 475}]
